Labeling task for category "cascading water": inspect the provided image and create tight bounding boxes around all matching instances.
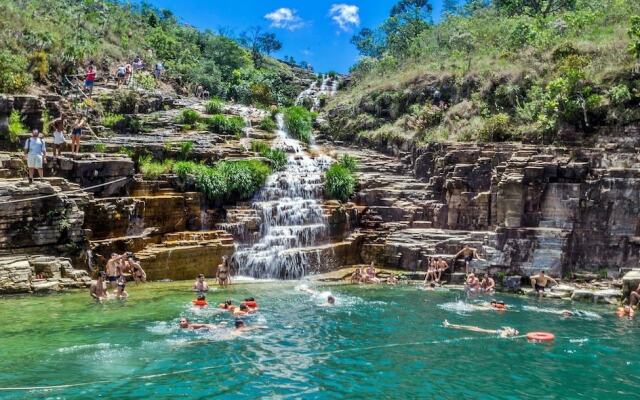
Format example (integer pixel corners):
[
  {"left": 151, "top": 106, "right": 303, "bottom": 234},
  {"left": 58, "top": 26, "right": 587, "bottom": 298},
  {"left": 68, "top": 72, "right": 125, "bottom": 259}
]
[
  {"left": 295, "top": 74, "right": 339, "bottom": 111},
  {"left": 232, "top": 114, "right": 332, "bottom": 279}
]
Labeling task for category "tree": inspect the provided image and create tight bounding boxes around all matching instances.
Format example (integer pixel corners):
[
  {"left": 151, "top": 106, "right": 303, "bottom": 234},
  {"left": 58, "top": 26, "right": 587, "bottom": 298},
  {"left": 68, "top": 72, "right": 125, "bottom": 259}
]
[
  {"left": 240, "top": 27, "right": 283, "bottom": 68},
  {"left": 629, "top": 16, "right": 640, "bottom": 62},
  {"left": 442, "top": 0, "right": 459, "bottom": 17},
  {"left": 383, "top": 0, "right": 432, "bottom": 56},
  {"left": 351, "top": 28, "right": 384, "bottom": 58},
  {"left": 494, "top": 0, "right": 577, "bottom": 17}
]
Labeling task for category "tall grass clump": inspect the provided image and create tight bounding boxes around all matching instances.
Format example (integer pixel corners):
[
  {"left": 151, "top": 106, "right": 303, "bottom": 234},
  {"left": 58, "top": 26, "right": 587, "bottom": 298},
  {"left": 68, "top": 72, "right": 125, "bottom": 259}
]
[
  {"left": 7, "top": 110, "right": 27, "bottom": 142},
  {"left": 139, "top": 156, "right": 175, "bottom": 178},
  {"left": 205, "top": 98, "right": 225, "bottom": 114},
  {"left": 283, "top": 106, "right": 315, "bottom": 143},
  {"left": 324, "top": 154, "right": 358, "bottom": 202},
  {"left": 259, "top": 117, "right": 277, "bottom": 132},
  {"left": 205, "top": 114, "right": 246, "bottom": 136},
  {"left": 250, "top": 140, "right": 287, "bottom": 170}
]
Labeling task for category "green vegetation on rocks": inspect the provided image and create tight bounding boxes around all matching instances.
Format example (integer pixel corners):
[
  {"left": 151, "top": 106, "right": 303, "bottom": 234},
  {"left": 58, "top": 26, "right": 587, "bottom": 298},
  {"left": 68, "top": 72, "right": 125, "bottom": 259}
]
[
  {"left": 173, "top": 160, "right": 271, "bottom": 204},
  {"left": 205, "top": 98, "right": 225, "bottom": 115},
  {"left": 324, "top": 155, "right": 358, "bottom": 202},
  {"left": 250, "top": 140, "right": 287, "bottom": 170},
  {"left": 259, "top": 117, "right": 277, "bottom": 132},
  {"left": 7, "top": 111, "right": 27, "bottom": 143},
  {"left": 327, "top": 0, "right": 640, "bottom": 147},
  {"left": 283, "top": 106, "right": 316, "bottom": 144},
  {"left": 205, "top": 115, "right": 246, "bottom": 136},
  {"left": 139, "top": 156, "right": 175, "bottom": 179}
]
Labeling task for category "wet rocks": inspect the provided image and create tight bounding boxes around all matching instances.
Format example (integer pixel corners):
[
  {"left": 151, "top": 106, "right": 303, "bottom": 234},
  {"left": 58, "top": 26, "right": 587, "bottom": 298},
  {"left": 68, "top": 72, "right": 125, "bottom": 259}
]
[{"left": 0, "top": 255, "right": 90, "bottom": 294}]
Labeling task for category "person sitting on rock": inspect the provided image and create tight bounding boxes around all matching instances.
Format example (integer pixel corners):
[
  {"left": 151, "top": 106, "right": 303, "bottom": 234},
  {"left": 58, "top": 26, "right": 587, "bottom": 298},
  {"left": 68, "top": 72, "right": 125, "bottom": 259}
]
[
  {"left": 387, "top": 273, "right": 398, "bottom": 285},
  {"left": 424, "top": 258, "right": 438, "bottom": 284},
  {"left": 365, "top": 262, "right": 380, "bottom": 284},
  {"left": 193, "top": 274, "right": 209, "bottom": 292},
  {"left": 216, "top": 257, "right": 231, "bottom": 288},
  {"left": 90, "top": 272, "right": 108, "bottom": 302},
  {"left": 481, "top": 273, "right": 496, "bottom": 294},
  {"left": 436, "top": 257, "right": 449, "bottom": 283},
  {"left": 350, "top": 268, "right": 363, "bottom": 283},
  {"left": 530, "top": 271, "right": 559, "bottom": 298},
  {"left": 443, "top": 320, "right": 519, "bottom": 338},
  {"left": 454, "top": 244, "right": 484, "bottom": 275},
  {"left": 629, "top": 282, "right": 640, "bottom": 307}
]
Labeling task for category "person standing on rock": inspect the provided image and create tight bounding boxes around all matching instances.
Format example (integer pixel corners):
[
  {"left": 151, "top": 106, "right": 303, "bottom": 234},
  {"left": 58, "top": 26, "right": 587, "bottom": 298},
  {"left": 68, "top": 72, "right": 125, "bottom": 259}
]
[
  {"left": 23, "top": 129, "right": 46, "bottom": 184},
  {"left": 51, "top": 116, "right": 66, "bottom": 158},
  {"left": 71, "top": 117, "right": 86, "bottom": 154},
  {"left": 436, "top": 257, "right": 449, "bottom": 283},
  {"left": 530, "top": 271, "right": 559, "bottom": 298},
  {"left": 454, "top": 244, "right": 484, "bottom": 274},
  {"left": 217, "top": 257, "right": 231, "bottom": 287},
  {"left": 90, "top": 272, "right": 108, "bottom": 301},
  {"left": 84, "top": 62, "right": 97, "bottom": 97}
]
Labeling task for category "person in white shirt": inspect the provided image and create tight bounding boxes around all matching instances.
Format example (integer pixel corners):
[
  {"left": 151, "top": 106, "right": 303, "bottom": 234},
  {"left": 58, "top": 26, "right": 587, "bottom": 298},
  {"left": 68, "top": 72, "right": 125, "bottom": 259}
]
[{"left": 23, "top": 129, "right": 46, "bottom": 183}]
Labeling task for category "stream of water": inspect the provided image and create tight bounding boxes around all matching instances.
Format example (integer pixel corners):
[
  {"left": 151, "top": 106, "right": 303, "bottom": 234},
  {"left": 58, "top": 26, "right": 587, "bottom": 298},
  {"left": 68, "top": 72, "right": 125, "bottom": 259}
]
[{"left": 232, "top": 115, "right": 331, "bottom": 279}]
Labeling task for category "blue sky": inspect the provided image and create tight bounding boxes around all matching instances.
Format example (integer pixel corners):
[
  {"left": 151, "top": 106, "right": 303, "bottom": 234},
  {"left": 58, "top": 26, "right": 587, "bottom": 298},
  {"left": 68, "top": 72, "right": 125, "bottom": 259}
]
[{"left": 147, "top": 0, "right": 449, "bottom": 73}]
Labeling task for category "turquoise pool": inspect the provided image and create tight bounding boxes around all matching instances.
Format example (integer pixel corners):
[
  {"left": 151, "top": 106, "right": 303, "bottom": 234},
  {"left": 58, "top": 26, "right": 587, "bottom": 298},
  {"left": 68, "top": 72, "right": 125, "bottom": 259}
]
[{"left": 0, "top": 281, "right": 637, "bottom": 399}]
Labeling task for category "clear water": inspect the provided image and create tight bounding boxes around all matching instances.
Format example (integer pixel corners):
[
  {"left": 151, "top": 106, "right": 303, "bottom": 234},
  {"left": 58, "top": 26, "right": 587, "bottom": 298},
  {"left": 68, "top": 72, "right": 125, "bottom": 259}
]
[{"left": 1, "top": 282, "right": 638, "bottom": 399}]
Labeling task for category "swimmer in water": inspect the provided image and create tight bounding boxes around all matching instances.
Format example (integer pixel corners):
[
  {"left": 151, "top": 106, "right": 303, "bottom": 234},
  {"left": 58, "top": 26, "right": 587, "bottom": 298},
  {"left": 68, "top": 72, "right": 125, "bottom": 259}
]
[
  {"left": 326, "top": 295, "right": 336, "bottom": 305},
  {"left": 218, "top": 299, "right": 236, "bottom": 311},
  {"left": 443, "top": 320, "right": 519, "bottom": 338},
  {"left": 178, "top": 317, "right": 218, "bottom": 331},
  {"left": 617, "top": 305, "right": 635, "bottom": 319},
  {"left": 231, "top": 319, "right": 265, "bottom": 335},
  {"left": 90, "top": 272, "right": 109, "bottom": 301},
  {"left": 193, "top": 274, "right": 209, "bottom": 292},
  {"left": 115, "top": 275, "right": 128, "bottom": 299}
]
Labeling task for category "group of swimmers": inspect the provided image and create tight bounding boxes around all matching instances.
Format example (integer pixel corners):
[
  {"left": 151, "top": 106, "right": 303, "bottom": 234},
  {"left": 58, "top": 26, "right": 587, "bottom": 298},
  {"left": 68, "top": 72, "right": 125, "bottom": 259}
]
[
  {"left": 89, "top": 252, "right": 146, "bottom": 301},
  {"left": 179, "top": 291, "right": 262, "bottom": 333}
]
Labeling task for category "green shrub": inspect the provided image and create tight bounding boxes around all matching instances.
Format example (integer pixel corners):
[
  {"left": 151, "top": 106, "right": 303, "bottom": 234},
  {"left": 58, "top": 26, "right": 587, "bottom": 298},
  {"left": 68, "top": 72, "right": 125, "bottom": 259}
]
[
  {"left": 325, "top": 164, "right": 356, "bottom": 202},
  {"left": 609, "top": 85, "right": 632, "bottom": 106},
  {"left": 178, "top": 108, "right": 200, "bottom": 125},
  {"left": 139, "top": 156, "right": 174, "bottom": 178},
  {"left": 283, "top": 106, "right": 315, "bottom": 143},
  {"left": 259, "top": 117, "right": 277, "bottom": 132},
  {"left": 337, "top": 154, "right": 358, "bottom": 172},
  {"left": 7, "top": 111, "right": 27, "bottom": 143},
  {"left": 0, "top": 51, "right": 32, "bottom": 93},
  {"left": 135, "top": 72, "right": 156, "bottom": 91},
  {"left": 94, "top": 143, "right": 107, "bottom": 153},
  {"left": 178, "top": 140, "right": 194, "bottom": 160},
  {"left": 205, "top": 114, "right": 246, "bottom": 136},
  {"left": 250, "top": 140, "right": 287, "bottom": 170},
  {"left": 173, "top": 159, "right": 271, "bottom": 203},
  {"left": 118, "top": 146, "right": 134, "bottom": 157},
  {"left": 478, "top": 113, "right": 512, "bottom": 142},
  {"left": 101, "top": 113, "right": 125, "bottom": 128},
  {"left": 205, "top": 98, "right": 225, "bottom": 114}
]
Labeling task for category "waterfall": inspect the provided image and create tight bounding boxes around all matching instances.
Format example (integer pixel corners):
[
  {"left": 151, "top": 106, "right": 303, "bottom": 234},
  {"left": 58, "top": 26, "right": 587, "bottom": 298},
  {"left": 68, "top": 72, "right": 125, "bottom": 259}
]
[
  {"left": 295, "top": 74, "right": 339, "bottom": 111},
  {"left": 232, "top": 114, "right": 331, "bottom": 279}
]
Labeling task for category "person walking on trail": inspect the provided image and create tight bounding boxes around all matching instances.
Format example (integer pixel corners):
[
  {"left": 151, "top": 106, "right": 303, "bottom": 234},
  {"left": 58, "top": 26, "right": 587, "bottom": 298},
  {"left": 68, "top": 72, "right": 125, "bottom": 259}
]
[
  {"left": 24, "top": 129, "right": 46, "bottom": 184},
  {"left": 71, "top": 117, "right": 86, "bottom": 154},
  {"left": 84, "top": 62, "right": 97, "bottom": 97},
  {"left": 51, "top": 115, "right": 66, "bottom": 158},
  {"left": 153, "top": 61, "right": 164, "bottom": 80},
  {"left": 125, "top": 64, "right": 133, "bottom": 85},
  {"left": 116, "top": 65, "right": 126, "bottom": 87},
  {"left": 133, "top": 56, "right": 144, "bottom": 72}
]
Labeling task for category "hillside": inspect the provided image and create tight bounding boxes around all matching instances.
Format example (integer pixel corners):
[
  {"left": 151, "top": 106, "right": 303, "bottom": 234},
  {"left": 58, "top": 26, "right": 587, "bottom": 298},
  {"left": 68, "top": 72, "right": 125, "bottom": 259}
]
[
  {"left": 322, "top": 0, "right": 640, "bottom": 151},
  {"left": 0, "top": 0, "right": 313, "bottom": 104}
]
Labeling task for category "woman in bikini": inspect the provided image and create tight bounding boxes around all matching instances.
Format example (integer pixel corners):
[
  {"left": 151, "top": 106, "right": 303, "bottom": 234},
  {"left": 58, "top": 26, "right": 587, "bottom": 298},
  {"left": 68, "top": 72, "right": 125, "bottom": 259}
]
[{"left": 216, "top": 256, "right": 231, "bottom": 287}]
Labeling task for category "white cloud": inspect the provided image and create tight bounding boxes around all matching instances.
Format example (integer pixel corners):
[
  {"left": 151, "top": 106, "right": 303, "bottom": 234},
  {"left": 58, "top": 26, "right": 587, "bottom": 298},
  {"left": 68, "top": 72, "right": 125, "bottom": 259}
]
[
  {"left": 265, "top": 8, "right": 304, "bottom": 31},
  {"left": 329, "top": 4, "right": 360, "bottom": 32}
]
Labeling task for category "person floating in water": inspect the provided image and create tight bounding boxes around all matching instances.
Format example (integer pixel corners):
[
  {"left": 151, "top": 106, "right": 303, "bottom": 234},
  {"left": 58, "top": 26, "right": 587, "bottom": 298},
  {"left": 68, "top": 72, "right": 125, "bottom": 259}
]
[
  {"left": 454, "top": 244, "right": 485, "bottom": 274},
  {"left": 530, "top": 270, "right": 559, "bottom": 298},
  {"left": 192, "top": 294, "right": 208, "bottom": 307},
  {"left": 297, "top": 285, "right": 336, "bottom": 306},
  {"left": 178, "top": 317, "right": 217, "bottom": 331},
  {"left": 90, "top": 272, "right": 108, "bottom": 301},
  {"left": 480, "top": 273, "right": 495, "bottom": 294},
  {"left": 443, "top": 320, "right": 519, "bottom": 338},
  {"left": 193, "top": 274, "right": 209, "bottom": 292},
  {"left": 241, "top": 297, "right": 259, "bottom": 311},
  {"left": 217, "top": 256, "right": 231, "bottom": 288},
  {"left": 218, "top": 299, "right": 236, "bottom": 312}
]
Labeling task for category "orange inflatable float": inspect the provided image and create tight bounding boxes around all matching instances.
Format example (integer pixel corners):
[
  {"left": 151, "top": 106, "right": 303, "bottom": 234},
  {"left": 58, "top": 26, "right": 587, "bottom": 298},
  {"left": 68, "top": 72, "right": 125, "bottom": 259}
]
[{"left": 526, "top": 332, "right": 555, "bottom": 342}]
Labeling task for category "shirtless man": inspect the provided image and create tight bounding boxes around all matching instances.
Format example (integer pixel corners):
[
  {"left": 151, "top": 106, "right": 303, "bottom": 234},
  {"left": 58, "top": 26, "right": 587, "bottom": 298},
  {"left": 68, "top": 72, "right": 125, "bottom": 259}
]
[
  {"left": 424, "top": 258, "right": 438, "bottom": 284},
  {"left": 465, "top": 273, "right": 481, "bottom": 294},
  {"left": 105, "top": 253, "right": 124, "bottom": 289},
  {"left": 443, "top": 320, "right": 519, "bottom": 338},
  {"left": 365, "top": 262, "right": 380, "bottom": 284},
  {"left": 193, "top": 274, "right": 209, "bottom": 292},
  {"left": 629, "top": 282, "right": 640, "bottom": 306},
  {"left": 435, "top": 257, "right": 449, "bottom": 282},
  {"left": 480, "top": 273, "right": 496, "bottom": 294},
  {"left": 178, "top": 317, "right": 217, "bottom": 331},
  {"left": 90, "top": 273, "right": 108, "bottom": 301},
  {"left": 350, "top": 268, "right": 363, "bottom": 283},
  {"left": 454, "top": 244, "right": 484, "bottom": 274},
  {"left": 530, "top": 270, "right": 559, "bottom": 298},
  {"left": 216, "top": 256, "right": 231, "bottom": 287}
]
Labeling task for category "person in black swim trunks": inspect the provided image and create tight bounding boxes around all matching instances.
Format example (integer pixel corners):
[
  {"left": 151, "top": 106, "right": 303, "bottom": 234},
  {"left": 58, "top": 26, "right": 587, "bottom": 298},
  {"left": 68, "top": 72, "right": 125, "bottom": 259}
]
[
  {"left": 530, "top": 270, "right": 559, "bottom": 298},
  {"left": 454, "top": 244, "right": 484, "bottom": 274}
]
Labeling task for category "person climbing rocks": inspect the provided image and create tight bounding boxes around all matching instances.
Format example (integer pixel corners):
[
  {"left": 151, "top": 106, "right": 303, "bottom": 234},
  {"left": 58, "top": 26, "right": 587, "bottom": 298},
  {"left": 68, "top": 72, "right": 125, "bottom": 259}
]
[
  {"left": 454, "top": 244, "right": 484, "bottom": 274},
  {"left": 133, "top": 56, "right": 144, "bottom": 72},
  {"left": 84, "top": 62, "right": 97, "bottom": 97},
  {"left": 193, "top": 274, "right": 209, "bottom": 292},
  {"left": 216, "top": 256, "right": 231, "bottom": 287},
  {"left": 443, "top": 320, "right": 519, "bottom": 338},
  {"left": 125, "top": 64, "right": 133, "bottom": 85},
  {"left": 71, "top": 117, "right": 86, "bottom": 154},
  {"left": 90, "top": 272, "right": 108, "bottom": 301},
  {"left": 116, "top": 65, "right": 126, "bottom": 87},
  {"left": 153, "top": 61, "right": 164, "bottom": 80},
  {"left": 481, "top": 273, "right": 496, "bottom": 294},
  {"left": 23, "top": 129, "right": 46, "bottom": 184},
  {"left": 530, "top": 271, "right": 559, "bottom": 298}
]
